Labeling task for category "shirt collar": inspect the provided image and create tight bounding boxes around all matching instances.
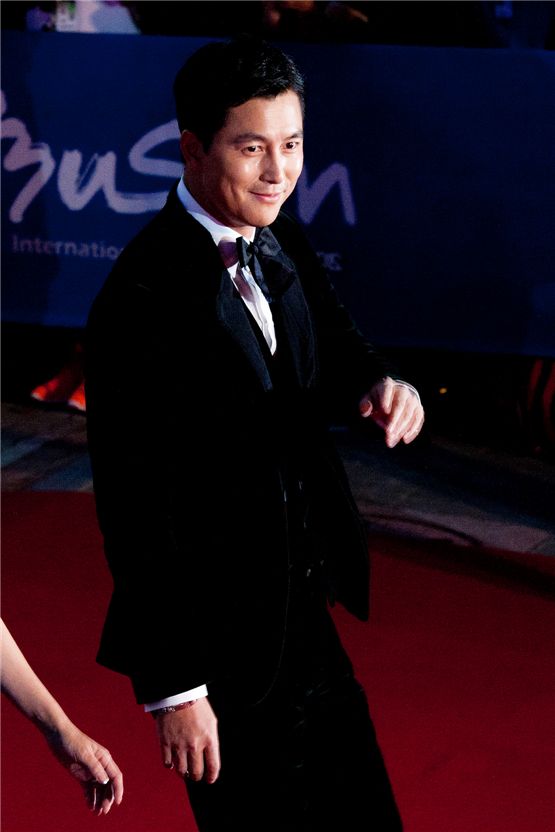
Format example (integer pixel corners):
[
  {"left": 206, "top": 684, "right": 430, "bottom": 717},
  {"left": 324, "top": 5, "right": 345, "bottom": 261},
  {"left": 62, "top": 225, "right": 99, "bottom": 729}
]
[{"left": 177, "top": 178, "right": 254, "bottom": 247}]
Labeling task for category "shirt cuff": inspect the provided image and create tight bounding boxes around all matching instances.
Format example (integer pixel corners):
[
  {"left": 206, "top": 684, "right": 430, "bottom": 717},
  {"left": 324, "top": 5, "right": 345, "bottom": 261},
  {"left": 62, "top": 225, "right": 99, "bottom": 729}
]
[
  {"left": 392, "top": 379, "right": 421, "bottom": 406},
  {"left": 143, "top": 684, "right": 209, "bottom": 712}
]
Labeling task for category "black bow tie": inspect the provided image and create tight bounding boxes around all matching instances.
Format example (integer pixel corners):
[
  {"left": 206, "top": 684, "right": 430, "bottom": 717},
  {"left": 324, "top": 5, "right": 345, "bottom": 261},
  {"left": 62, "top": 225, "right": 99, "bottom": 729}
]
[{"left": 236, "top": 227, "right": 297, "bottom": 301}]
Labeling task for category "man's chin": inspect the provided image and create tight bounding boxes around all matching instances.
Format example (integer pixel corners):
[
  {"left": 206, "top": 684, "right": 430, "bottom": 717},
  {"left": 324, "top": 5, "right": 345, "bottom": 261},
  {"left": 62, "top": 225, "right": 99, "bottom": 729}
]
[{"left": 249, "top": 204, "right": 285, "bottom": 229}]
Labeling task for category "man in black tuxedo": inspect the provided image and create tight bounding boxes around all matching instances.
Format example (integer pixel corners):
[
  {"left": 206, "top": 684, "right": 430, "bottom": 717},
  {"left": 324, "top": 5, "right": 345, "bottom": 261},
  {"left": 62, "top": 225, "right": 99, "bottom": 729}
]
[{"left": 85, "top": 36, "right": 424, "bottom": 832}]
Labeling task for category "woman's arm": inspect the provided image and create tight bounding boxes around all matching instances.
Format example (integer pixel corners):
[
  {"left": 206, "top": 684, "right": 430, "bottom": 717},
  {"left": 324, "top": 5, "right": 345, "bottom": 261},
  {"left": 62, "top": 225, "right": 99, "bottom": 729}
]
[{"left": 0, "top": 618, "right": 123, "bottom": 814}]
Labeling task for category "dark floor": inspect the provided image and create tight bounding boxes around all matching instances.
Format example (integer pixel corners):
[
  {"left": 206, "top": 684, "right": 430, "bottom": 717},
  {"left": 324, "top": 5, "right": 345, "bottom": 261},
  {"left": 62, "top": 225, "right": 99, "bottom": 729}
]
[{"left": 3, "top": 398, "right": 555, "bottom": 561}]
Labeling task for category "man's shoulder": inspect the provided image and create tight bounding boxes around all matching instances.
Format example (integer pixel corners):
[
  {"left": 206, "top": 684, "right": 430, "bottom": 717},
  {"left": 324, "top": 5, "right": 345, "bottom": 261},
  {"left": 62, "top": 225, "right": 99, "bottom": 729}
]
[
  {"left": 271, "top": 209, "right": 319, "bottom": 266},
  {"left": 96, "top": 187, "right": 213, "bottom": 294},
  {"left": 117, "top": 187, "right": 196, "bottom": 263},
  {"left": 87, "top": 188, "right": 206, "bottom": 325},
  {"left": 271, "top": 208, "right": 304, "bottom": 241}
]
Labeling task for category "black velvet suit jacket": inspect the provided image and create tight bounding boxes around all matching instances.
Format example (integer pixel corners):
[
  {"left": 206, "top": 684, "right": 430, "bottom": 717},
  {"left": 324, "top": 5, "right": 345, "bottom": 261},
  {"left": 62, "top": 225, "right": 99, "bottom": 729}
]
[{"left": 85, "top": 185, "right": 398, "bottom": 705}]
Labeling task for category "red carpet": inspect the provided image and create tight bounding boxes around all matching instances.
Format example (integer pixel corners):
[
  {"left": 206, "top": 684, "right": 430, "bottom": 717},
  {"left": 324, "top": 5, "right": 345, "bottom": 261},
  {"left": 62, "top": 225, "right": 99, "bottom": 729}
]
[{"left": 2, "top": 492, "right": 554, "bottom": 832}]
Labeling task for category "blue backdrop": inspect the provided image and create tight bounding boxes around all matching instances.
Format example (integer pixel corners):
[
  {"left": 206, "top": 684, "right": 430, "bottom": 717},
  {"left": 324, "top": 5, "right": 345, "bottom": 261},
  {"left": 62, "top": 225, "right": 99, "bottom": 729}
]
[{"left": 2, "top": 31, "right": 554, "bottom": 356}]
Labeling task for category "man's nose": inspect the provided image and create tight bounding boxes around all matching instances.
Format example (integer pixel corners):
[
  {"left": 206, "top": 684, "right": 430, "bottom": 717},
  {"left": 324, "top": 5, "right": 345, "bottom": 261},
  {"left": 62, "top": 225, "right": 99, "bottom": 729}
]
[{"left": 260, "top": 150, "right": 285, "bottom": 183}]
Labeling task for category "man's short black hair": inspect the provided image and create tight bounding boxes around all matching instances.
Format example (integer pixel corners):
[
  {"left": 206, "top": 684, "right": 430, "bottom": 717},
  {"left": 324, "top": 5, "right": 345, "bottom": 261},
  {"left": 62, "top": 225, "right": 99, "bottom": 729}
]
[{"left": 173, "top": 36, "right": 305, "bottom": 150}]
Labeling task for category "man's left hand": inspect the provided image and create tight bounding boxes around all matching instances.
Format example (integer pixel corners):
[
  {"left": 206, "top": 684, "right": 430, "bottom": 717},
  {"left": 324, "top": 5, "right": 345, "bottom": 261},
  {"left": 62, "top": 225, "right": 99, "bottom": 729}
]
[{"left": 359, "top": 377, "right": 424, "bottom": 447}]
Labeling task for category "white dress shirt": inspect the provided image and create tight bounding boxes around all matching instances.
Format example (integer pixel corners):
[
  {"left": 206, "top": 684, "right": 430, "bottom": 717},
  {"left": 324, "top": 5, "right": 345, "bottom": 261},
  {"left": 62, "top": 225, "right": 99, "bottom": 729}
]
[{"left": 178, "top": 178, "right": 276, "bottom": 353}]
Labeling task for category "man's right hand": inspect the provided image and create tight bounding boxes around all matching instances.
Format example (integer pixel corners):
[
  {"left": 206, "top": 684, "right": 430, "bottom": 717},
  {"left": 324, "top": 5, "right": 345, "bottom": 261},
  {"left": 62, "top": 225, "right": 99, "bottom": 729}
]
[{"left": 154, "top": 697, "right": 220, "bottom": 784}]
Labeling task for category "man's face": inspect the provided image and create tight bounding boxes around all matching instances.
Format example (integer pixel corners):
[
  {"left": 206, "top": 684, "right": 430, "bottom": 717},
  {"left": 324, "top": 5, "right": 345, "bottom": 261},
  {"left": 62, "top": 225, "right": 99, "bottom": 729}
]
[{"left": 184, "top": 90, "right": 304, "bottom": 236}]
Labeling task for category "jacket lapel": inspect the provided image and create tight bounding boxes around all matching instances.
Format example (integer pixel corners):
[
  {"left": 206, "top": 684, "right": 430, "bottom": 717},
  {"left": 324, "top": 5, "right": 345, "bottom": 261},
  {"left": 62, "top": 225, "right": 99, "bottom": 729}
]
[
  {"left": 215, "top": 274, "right": 273, "bottom": 392},
  {"left": 216, "top": 269, "right": 318, "bottom": 393},
  {"left": 277, "top": 279, "right": 317, "bottom": 390},
  {"left": 159, "top": 188, "right": 272, "bottom": 391},
  {"left": 160, "top": 186, "right": 315, "bottom": 392}
]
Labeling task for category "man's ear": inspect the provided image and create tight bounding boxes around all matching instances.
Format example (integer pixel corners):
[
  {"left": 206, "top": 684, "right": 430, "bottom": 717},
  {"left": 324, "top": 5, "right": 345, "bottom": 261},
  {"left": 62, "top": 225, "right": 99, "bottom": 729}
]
[{"left": 180, "top": 130, "right": 204, "bottom": 166}]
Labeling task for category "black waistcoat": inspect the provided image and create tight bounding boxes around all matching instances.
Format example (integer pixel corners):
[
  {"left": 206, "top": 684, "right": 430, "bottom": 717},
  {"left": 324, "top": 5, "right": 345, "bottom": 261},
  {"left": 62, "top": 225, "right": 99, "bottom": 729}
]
[
  {"left": 244, "top": 298, "right": 352, "bottom": 685},
  {"left": 247, "top": 299, "right": 320, "bottom": 573}
]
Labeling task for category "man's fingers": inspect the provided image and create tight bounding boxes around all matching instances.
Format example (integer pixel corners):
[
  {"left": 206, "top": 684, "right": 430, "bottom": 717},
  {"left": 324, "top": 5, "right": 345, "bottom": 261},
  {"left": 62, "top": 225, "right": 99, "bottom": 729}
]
[
  {"left": 402, "top": 408, "right": 425, "bottom": 444},
  {"left": 385, "top": 407, "right": 411, "bottom": 446},
  {"left": 156, "top": 698, "right": 220, "bottom": 784},
  {"left": 174, "top": 747, "right": 190, "bottom": 779},
  {"left": 359, "top": 377, "right": 399, "bottom": 420},
  {"left": 160, "top": 740, "right": 173, "bottom": 768},
  {"left": 380, "top": 377, "right": 395, "bottom": 414},
  {"left": 359, "top": 396, "right": 373, "bottom": 417},
  {"left": 384, "top": 390, "right": 425, "bottom": 447},
  {"left": 185, "top": 746, "right": 205, "bottom": 781},
  {"left": 166, "top": 749, "right": 219, "bottom": 784},
  {"left": 203, "top": 744, "right": 221, "bottom": 784},
  {"left": 389, "top": 405, "right": 425, "bottom": 446}
]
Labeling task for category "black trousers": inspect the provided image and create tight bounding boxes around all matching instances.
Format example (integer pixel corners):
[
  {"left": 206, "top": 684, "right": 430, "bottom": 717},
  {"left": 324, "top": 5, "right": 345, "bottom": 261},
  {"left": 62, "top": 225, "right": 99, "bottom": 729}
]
[{"left": 186, "top": 581, "right": 403, "bottom": 832}]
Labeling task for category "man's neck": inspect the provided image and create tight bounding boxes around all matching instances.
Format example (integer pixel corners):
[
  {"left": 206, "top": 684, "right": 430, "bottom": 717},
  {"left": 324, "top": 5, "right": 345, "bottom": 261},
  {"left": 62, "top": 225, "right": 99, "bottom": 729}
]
[{"left": 180, "top": 177, "right": 255, "bottom": 241}]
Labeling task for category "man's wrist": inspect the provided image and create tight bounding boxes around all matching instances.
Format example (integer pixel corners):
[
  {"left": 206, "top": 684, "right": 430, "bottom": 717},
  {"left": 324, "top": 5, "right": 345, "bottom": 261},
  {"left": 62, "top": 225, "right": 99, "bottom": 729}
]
[
  {"left": 143, "top": 683, "right": 209, "bottom": 713},
  {"left": 389, "top": 377, "right": 422, "bottom": 405},
  {"left": 150, "top": 699, "right": 199, "bottom": 719}
]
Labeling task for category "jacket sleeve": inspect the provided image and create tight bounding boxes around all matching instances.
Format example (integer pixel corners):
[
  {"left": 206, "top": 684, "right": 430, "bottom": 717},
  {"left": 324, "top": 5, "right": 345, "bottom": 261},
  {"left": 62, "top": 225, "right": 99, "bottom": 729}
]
[
  {"left": 274, "top": 212, "right": 404, "bottom": 420},
  {"left": 85, "top": 252, "right": 218, "bottom": 703}
]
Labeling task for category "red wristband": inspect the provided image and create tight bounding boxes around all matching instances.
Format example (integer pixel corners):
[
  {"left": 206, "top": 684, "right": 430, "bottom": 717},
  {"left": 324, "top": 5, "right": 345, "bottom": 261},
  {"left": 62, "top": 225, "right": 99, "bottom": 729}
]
[{"left": 150, "top": 699, "right": 198, "bottom": 718}]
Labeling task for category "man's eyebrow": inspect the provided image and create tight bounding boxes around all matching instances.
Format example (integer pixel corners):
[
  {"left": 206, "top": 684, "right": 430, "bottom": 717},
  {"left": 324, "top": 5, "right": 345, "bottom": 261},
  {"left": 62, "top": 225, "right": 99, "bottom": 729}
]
[{"left": 232, "top": 130, "right": 304, "bottom": 144}]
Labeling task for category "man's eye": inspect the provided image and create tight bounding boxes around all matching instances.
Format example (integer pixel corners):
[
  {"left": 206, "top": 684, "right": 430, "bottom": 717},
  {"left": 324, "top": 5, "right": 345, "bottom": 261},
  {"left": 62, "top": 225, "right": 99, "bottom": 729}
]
[
  {"left": 285, "top": 141, "right": 300, "bottom": 151},
  {"left": 244, "top": 145, "right": 260, "bottom": 153}
]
